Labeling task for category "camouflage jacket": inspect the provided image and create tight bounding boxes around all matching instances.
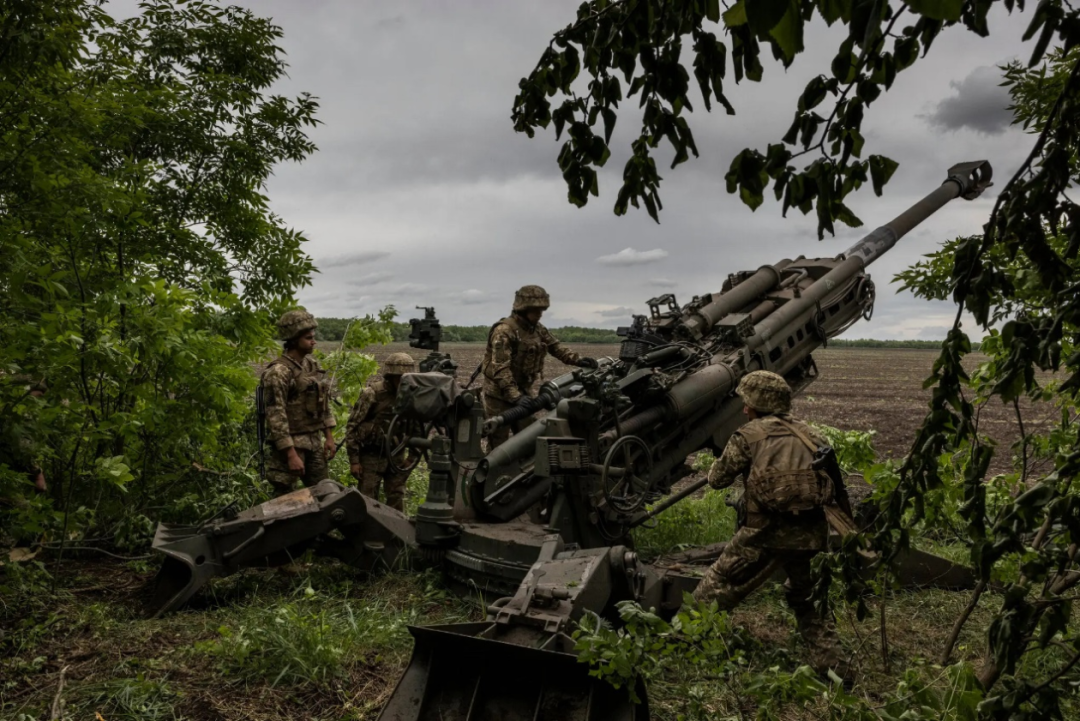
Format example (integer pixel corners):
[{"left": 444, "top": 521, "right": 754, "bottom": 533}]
[
  {"left": 481, "top": 314, "right": 581, "bottom": 401},
  {"left": 260, "top": 353, "right": 335, "bottom": 451},
  {"left": 345, "top": 379, "right": 402, "bottom": 464},
  {"left": 708, "top": 414, "right": 828, "bottom": 548}
]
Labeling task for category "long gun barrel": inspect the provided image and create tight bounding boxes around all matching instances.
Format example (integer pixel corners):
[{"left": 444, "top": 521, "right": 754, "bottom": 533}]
[{"left": 470, "top": 161, "right": 993, "bottom": 537}]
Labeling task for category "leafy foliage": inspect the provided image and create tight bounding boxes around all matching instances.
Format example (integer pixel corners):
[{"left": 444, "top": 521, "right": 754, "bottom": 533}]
[
  {"left": 514, "top": 0, "right": 1022, "bottom": 230},
  {"left": 574, "top": 598, "right": 989, "bottom": 720},
  {"left": 0, "top": 1, "right": 318, "bottom": 543}
]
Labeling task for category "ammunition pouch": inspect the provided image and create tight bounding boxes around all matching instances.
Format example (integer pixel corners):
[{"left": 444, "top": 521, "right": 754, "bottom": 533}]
[{"left": 747, "top": 468, "right": 829, "bottom": 514}]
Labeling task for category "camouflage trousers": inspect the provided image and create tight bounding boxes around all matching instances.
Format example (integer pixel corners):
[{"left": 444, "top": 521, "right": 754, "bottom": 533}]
[
  {"left": 693, "top": 526, "right": 845, "bottom": 676},
  {"left": 267, "top": 439, "right": 328, "bottom": 497},
  {"left": 482, "top": 392, "right": 536, "bottom": 451},
  {"left": 357, "top": 451, "right": 410, "bottom": 513}
]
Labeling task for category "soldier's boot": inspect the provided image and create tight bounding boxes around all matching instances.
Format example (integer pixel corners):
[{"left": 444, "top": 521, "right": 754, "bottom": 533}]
[{"left": 788, "top": 593, "right": 851, "bottom": 686}]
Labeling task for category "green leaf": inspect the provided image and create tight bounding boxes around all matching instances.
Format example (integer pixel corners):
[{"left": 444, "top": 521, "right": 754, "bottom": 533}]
[
  {"left": 706, "top": 0, "right": 721, "bottom": 23},
  {"left": 767, "top": 1, "right": 803, "bottom": 63},
  {"left": 722, "top": 1, "right": 747, "bottom": 26},
  {"left": 601, "top": 107, "right": 617, "bottom": 144},
  {"left": 818, "top": 0, "right": 852, "bottom": 24},
  {"left": 868, "top": 155, "right": 898, "bottom": 196},
  {"left": 800, "top": 76, "right": 828, "bottom": 111},
  {"left": 745, "top": 0, "right": 790, "bottom": 34},
  {"left": 906, "top": 0, "right": 964, "bottom": 22}
]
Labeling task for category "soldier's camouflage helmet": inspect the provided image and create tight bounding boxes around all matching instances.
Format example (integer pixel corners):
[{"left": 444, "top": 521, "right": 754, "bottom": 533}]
[
  {"left": 383, "top": 352, "right": 416, "bottom": 375},
  {"left": 513, "top": 285, "right": 551, "bottom": 312},
  {"left": 736, "top": 370, "right": 792, "bottom": 414},
  {"left": 277, "top": 310, "right": 318, "bottom": 341}
]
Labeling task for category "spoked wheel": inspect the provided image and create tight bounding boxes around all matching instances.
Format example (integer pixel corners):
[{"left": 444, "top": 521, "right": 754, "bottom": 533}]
[
  {"left": 385, "top": 414, "right": 431, "bottom": 474},
  {"left": 600, "top": 435, "right": 654, "bottom": 514}
]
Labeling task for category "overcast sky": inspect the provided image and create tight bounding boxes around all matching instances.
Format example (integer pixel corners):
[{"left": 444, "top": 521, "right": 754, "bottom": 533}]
[{"left": 114, "top": 1, "right": 1036, "bottom": 338}]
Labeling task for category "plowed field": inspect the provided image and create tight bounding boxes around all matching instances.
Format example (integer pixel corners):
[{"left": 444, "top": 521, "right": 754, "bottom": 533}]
[{"left": 368, "top": 342, "right": 1055, "bottom": 474}]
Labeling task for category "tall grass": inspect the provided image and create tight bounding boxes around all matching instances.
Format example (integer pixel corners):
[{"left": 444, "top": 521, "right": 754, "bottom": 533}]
[
  {"left": 197, "top": 571, "right": 477, "bottom": 688},
  {"left": 632, "top": 488, "right": 737, "bottom": 559}
]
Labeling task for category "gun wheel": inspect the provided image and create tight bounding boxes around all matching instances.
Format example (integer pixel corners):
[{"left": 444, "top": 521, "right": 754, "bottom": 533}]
[
  {"left": 600, "top": 435, "right": 653, "bottom": 514},
  {"left": 386, "top": 414, "right": 430, "bottom": 474}
]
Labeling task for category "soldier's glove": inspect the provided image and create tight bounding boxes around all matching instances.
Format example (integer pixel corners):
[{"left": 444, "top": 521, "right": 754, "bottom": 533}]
[{"left": 576, "top": 357, "right": 599, "bottom": 369}]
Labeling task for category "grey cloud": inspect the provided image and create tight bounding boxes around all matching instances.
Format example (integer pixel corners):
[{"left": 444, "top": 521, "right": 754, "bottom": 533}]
[
  {"left": 597, "top": 306, "right": 636, "bottom": 318},
  {"left": 381, "top": 283, "right": 427, "bottom": 297},
  {"left": 317, "top": 250, "right": 391, "bottom": 267},
  {"left": 649, "top": 278, "right": 677, "bottom": 288},
  {"left": 924, "top": 66, "right": 1013, "bottom": 135},
  {"left": 456, "top": 289, "right": 489, "bottom": 305},
  {"left": 916, "top": 326, "right": 953, "bottom": 341},
  {"left": 596, "top": 248, "right": 669, "bottom": 266},
  {"left": 348, "top": 271, "right": 395, "bottom": 286}
]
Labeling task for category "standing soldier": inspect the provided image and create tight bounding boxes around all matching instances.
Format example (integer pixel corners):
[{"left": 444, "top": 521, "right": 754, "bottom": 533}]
[
  {"left": 345, "top": 352, "right": 416, "bottom": 512},
  {"left": 481, "top": 285, "right": 598, "bottom": 449},
  {"left": 694, "top": 370, "right": 849, "bottom": 680},
  {"left": 261, "top": 310, "right": 337, "bottom": 496}
]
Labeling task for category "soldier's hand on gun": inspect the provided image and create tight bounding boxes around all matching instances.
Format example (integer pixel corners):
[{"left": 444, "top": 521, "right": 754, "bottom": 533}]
[
  {"left": 287, "top": 447, "right": 305, "bottom": 475},
  {"left": 576, "top": 357, "right": 599, "bottom": 369},
  {"left": 350, "top": 462, "right": 362, "bottom": 480}
]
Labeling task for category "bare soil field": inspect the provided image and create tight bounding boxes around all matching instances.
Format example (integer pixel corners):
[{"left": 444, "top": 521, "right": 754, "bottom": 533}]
[{"left": 368, "top": 342, "right": 1056, "bottom": 475}]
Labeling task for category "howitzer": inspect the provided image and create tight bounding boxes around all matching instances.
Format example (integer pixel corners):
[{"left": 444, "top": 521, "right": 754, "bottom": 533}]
[{"left": 148, "top": 162, "right": 992, "bottom": 721}]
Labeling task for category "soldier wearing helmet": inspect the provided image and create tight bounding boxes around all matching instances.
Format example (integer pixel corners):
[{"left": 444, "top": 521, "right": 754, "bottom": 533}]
[
  {"left": 345, "top": 352, "right": 416, "bottom": 512},
  {"left": 481, "top": 285, "right": 599, "bottom": 449},
  {"left": 694, "top": 370, "right": 849, "bottom": 681},
  {"left": 259, "top": 310, "right": 337, "bottom": 495}
]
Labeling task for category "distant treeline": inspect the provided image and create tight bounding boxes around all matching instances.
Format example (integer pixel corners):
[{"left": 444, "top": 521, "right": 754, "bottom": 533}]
[
  {"left": 316, "top": 318, "right": 958, "bottom": 348},
  {"left": 316, "top": 318, "right": 623, "bottom": 343},
  {"left": 826, "top": 338, "right": 973, "bottom": 349}
]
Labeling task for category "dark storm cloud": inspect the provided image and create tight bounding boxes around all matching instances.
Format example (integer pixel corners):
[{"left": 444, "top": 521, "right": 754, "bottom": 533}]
[{"left": 924, "top": 66, "right": 1014, "bottom": 135}]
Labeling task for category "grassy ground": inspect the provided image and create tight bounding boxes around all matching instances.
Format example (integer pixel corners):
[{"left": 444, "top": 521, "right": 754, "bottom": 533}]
[
  {"left": 2, "top": 533, "right": 1076, "bottom": 720},
  {"left": 4, "top": 468, "right": 1076, "bottom": 719}
]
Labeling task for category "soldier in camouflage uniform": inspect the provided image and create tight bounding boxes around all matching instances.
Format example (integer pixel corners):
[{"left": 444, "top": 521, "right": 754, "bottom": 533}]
[
  {"left": 260, "top": 310, "right": 337, "bottom": 496},
  {"left": 345, "top": 352, "right": 416, "bottom": 512},
  {"left": 482, "top": 285, "right": 598, "bottom": 449},
  {"left": 694, "top": 370, "right": 848, "bottom": 679}
]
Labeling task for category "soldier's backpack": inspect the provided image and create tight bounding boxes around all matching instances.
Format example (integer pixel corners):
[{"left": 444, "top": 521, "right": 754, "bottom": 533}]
[{"left": 743, "top": 417, "right": 832, "bottom": 514}]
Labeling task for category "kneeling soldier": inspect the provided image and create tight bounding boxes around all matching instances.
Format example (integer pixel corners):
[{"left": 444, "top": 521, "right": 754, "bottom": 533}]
[
  {"left": 695, "top": 370, "right": 849, "bottom": 680},
  {"left": 346, "top": 352, "right": 416, "bottom": 512}
]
